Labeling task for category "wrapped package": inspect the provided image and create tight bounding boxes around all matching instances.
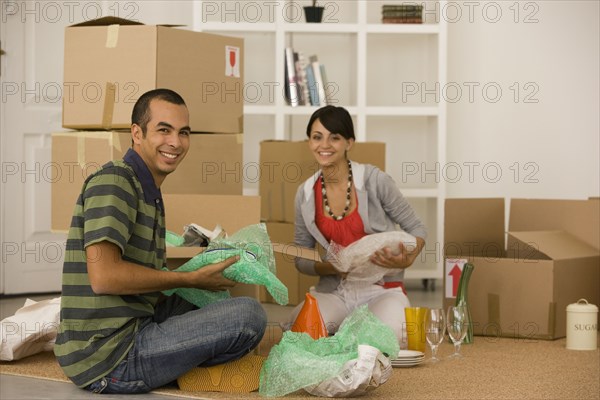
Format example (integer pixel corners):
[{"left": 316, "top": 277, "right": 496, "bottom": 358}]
[
  {"left": 0, "top": 298, "right": 61, "bottom": 361},
  {"left": 328, "top": 231, "right": 417, "bottom": 283},
  {"left": 259, "top": 306, "right": 399, "bottom": 397},
  {"left": 163, "top": 224, "right": 288, "bottom": 306},
  {"left": 304, "top": 344, "right": 392, "bottom": 397}
]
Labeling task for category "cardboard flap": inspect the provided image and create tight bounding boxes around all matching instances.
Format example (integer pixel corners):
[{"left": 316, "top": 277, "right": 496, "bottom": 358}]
[
  {"left": 509, "top": 199, "right": 600, "bottom": 250},
  {"left": 508, "top": 230, "right": 600, "bottom": 260},
  {"left": 70, "top": 16, "right": 144, "bottom": 27},
  {"left": 444, "top": 198, "right": 505, "bottom": 258}
]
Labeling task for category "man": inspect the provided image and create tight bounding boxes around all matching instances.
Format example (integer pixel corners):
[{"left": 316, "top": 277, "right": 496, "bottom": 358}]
[{"left": 54, "top": 89, "right": 267, "bottom": 394}]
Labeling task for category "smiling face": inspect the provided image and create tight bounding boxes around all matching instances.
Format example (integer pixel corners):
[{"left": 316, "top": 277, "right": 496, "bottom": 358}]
[
  {"left": 308, "top": 118, "right": 354, "bottom": 168},
  {"left": 131, "top": 99, "right": 191, "bottom": 187}
]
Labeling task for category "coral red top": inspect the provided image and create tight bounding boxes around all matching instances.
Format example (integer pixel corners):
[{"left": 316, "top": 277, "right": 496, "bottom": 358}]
[{"left": 314, "top": 178, "right": 366, "bottom": 246}]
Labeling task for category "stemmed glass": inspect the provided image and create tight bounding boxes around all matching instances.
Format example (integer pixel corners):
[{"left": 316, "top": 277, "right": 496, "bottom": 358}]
[
  {"left": 446, "top": 305, "right": 469, "bottom": 359},
  {"left": 425, "top": 308, "right": 446, "bottom": 363}
]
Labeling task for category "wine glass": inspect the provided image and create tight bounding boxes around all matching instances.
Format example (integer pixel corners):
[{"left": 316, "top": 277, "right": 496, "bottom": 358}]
[
  {"left": 425, "top": 308, "right": 446, "bottom": 363},
  {"left": 446, "top": 305, "right": 469, "bottom": 359}
]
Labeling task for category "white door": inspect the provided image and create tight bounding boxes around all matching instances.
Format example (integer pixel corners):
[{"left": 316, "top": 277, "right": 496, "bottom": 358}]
[{"left": 0, "top": 1, "right": 194, "bottom": 294}]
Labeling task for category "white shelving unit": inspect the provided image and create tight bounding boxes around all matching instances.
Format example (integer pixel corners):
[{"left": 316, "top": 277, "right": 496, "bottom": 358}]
[{"left": 193, "top": 0, "right": 447, "bottom": 283}]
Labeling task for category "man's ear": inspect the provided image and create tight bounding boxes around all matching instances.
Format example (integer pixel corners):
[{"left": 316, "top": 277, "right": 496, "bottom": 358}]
[{"left": 131, "top": 124, "right": 143, "bottom": 146}]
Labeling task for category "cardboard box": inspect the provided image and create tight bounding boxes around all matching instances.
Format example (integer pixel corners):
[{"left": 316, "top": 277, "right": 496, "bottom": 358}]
[
  {"left": 265, "top": 222, "right": 320, "bottom": 306},
  {"left": 51, "top": 131, "right": 242, "bottom": 232},
  {"left": 443, "top": 198, "right": 600, "bottom": 340},
  {"left": 63, "top": 17, "right": 243, "bottom": 133},
  {"left": 163, "top": 194, "right": 262, "bottom": 300},
  {"left": 259, "top": 141, "right": 386, "bottom": 223},
  {"left": 161, "top": 133, "right": 243, "bottom": 196}
]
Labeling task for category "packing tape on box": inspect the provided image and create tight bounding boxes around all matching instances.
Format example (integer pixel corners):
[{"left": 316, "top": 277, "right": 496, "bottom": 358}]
[
  {"left": 106, "top": 24, "right": 119, "bottom": 48},
  {"left": 238, "top": 116, "right": 244, "bottom": 133},
  {"left": 547, "top": 302, "right": 556, "bottom": 338},
  {"left": 102, "top": 83, "right": 117, "bottom": 130},
  {"left": 236, "top": 134, "right": 243, "bottom": 144},
  {"left": 75, "top": 131, "right": 121, "bottom": 169},
  {"left": 488, "top": 293, "right": 500, "bottom": 330},
  {"left": 280, "top": 184, "right": 287, "bottom": 221}
]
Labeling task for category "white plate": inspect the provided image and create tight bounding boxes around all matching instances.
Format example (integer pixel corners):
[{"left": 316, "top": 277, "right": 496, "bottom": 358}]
[
  {"left": 391, "top": 358, "right": 424, "bottom": 368},
  {"left": 392, "top": 350, "right": 425, "bottom": 360}
]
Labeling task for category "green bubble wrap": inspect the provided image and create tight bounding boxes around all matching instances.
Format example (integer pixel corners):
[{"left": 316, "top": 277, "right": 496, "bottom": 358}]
[
  {"left": 163, "top": 224, "right": 288, "bottom": 307},
  {"left": 259, "top": 305, "right": 400, "bottom": 397},
  {"left": 166, "top": 230, "right": 185, "bottom": 247}
]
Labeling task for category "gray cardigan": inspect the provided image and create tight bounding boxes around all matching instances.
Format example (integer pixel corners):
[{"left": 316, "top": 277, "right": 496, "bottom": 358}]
[{"left": 294, "top": 161, "right": 428, "bottom": 293}]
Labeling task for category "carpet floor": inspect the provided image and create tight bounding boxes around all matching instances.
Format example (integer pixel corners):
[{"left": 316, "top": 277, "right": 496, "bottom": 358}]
[{"left": 1, "top": 336, "right": 598, "bottom": 399}]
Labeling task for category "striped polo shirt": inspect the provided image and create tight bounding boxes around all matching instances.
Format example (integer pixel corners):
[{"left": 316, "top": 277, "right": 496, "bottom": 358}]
[{"left": 54, "top": 148, "right": 166, "bottom": 387}]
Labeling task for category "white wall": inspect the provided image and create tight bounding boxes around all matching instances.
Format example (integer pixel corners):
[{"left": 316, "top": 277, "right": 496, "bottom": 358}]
[{"left": 447, "top": 0, "right": 599, "bottom": 199}]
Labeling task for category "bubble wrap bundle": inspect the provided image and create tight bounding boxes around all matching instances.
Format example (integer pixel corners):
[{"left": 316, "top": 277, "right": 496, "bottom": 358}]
[
  {"left": 163, "top": 224, "right": 287, "bottom": 307},
  {"left": 328, "top": 231, "right": 417, "bottom": 284},
  {"left": 166, "top": 230, "right": 185, "bottom": 247},
  {"left": 259, "top": 305, "right": 399, "bottom": 397}
]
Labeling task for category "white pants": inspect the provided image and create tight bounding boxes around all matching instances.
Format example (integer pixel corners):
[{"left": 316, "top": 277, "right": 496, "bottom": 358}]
[{"left": 287, "top": 281, "right": 411, "bottom": 348}]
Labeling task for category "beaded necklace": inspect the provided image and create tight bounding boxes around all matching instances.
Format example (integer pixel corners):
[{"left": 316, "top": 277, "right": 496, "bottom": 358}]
[{"left": 321, "top": 160, "right": 353, "bottom": 221}]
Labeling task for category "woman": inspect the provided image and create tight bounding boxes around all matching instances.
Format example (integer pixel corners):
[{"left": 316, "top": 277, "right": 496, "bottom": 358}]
[{"left": 288, "top": 105, "right": 427, "bottom": 346}]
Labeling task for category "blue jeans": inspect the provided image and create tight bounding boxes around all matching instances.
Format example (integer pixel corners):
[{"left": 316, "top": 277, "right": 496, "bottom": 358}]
[{"left": 85, "top": 296, "right": 267, "bottom": 394}]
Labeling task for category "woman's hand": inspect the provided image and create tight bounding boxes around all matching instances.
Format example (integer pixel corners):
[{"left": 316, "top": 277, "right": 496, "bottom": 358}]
[{"left": 369, "top": 237, "right": 425, "bottom": 269}]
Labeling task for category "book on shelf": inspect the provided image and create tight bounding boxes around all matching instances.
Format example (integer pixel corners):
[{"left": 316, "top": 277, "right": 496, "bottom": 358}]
[
  {"left": 284, "top": 47, "right": 300, "bottom": 107},
  {"left": 319, "top": 63, "right": 334, "bottom": 106},
  {"left": 382, "top": 4, "right": 423, "bottom": 11},
  {"left": 382, "top": 10, "right": 422, "bottom": 18},
  {"left": 382, "top": 17, "right": 423, "bottom": 24},
  {"left": 309, "top": 55, "right": 327, "bottom": 107},
  {"left": 304, "top": 62, "right": 319, "bottom": 106},
  {"left": 297, "top": 52, "right": 310, "bottom": 107}
]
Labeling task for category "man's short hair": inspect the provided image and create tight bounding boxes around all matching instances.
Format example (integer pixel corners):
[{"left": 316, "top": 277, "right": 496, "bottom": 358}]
[{"left": 131, "top": 89, "right": 186, "bottom": 134}]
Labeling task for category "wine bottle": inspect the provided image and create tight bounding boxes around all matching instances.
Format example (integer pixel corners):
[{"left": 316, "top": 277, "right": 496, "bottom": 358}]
[{"left": 455, "top": 263, "right": 475, "bottom": 344}]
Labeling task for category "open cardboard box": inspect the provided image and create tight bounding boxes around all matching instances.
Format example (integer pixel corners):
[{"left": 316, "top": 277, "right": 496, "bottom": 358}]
[{"left": 443, "top": 198, "right": 600, "bottom": 340}]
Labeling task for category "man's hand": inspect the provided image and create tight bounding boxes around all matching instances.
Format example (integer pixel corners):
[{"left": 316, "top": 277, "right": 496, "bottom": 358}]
[
  {"left": 87, "top": 241, "right": 238, "bottom": 295},
  {"left": 184, "top": 256, "right": 238, "bottom": 291},
  {"left": 369, "top": 237, "right": 425, "bottom": 269}
]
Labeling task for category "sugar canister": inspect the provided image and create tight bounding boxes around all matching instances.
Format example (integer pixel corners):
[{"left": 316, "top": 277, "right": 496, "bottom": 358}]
[{"left": 566, "top": 299, "right": 598, "bottom": 350}]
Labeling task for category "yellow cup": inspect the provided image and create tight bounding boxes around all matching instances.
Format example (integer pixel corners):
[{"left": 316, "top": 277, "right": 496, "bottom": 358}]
[{"left": 404, "top": 307, "right": 429, "bottom": 352}]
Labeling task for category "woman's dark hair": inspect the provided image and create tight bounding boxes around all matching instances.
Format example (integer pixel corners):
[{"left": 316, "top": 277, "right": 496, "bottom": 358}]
[
  {"left": 131, "top": 88, "right": 186, "bottom": 134},
  {"left": 305, "top": 105, "right": 355, "bottom": 140}
]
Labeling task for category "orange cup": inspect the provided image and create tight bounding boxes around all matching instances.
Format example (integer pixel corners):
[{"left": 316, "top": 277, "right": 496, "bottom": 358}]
[{"left": 404, "top": 307, "right": 428, "bottom": 352}]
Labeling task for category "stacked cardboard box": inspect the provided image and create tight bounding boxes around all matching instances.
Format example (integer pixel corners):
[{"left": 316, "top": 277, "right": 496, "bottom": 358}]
[
  {"left": 52, "top": 17, "right": 259, "bottom": 299},
  {"left": 443, "top": 198, "right": 599, "bottom": 340},
  {"left": 62, "top": 17, "right": 243, "bottom": 133},
  {"left": 51, "top": 132, "right": 243, "bottom": 231},
  {"left": 259, "top": 140, "right": 387, "bottom": 305}
]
